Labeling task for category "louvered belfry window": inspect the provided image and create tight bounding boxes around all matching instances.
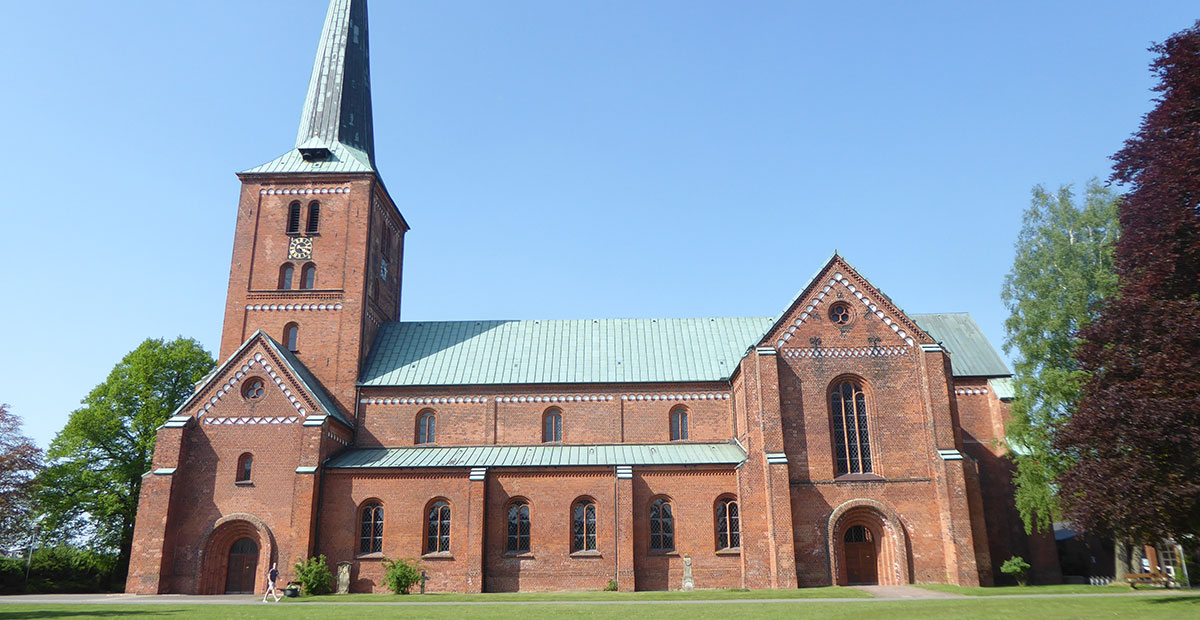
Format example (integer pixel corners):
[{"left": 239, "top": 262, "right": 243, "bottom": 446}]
[
  {"left": 359, "top": 502, "right": 383, "bottom": 553},
  {"left": 306, "top": 202, "right": 320, "bottom": 233},
  {"left": 831, "top": 381, "right": 872, "bottom": 475},
  {"left": 287, "top": 203, "right": 302, "bottom": 234}
]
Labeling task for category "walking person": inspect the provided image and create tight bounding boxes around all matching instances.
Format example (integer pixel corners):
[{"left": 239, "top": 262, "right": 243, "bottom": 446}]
[{"left": 263, "top": 562, "right": 280, "bottom": 603}]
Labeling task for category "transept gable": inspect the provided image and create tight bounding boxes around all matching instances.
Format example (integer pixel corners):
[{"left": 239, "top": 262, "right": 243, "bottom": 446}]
[
  {"left": 759, "top": 253, "right": 936, "bottom": 352},
  {"left": 163, "top": 331, "right": 349, "bottom": 430}
]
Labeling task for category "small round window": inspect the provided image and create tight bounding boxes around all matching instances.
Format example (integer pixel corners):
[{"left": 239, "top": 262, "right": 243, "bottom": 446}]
[
  {"left": 830, "top": 303, "right": 852, "bottom": 325},
  {"left": 242, "top": 378, "right": 265, "bottom": 400}
]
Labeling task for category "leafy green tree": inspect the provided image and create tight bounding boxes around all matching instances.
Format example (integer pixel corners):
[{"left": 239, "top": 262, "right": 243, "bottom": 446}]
[
  {"left": 1001, "top": 182, "right": 1121, "bottom": 533},
  {"left": 293, "top": 555, "right": 333, "bottom": 595},
  {"left": 35, "top": 338, "right": 214, "bottom": 586},
  {"left": 1059, "top": 22, "right": 1200, "bottom": 542}
]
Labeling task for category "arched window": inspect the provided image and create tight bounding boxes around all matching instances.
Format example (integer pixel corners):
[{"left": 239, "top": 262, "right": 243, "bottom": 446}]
[
  {"left": 506, "top": 500, "right": 531, "bottom": 553},
  {"left": 359, "top": 502, "right": 384, "bottom": 553},
  {"left": 284, "top": 323, "right": 299, "bottom": 352},
  {"left": 831, "top": 380, "right": 872, "bottom": 475},
  {"left": 279, "top": 264, "right": 294, "bottom": 290},
  {"left": 286, "top": 202, "right": 302, "bottom": 234},
  {"left": 236, "top": 453, "right": 253, "bottom": 482},
  {"left": 426, "top": 501, "right": 451, "bottom": 554},
  {"left": 416, "top": 411, "right": 436, "bottom": 444},
  {"left": 542, "top": 408, "right": 562, "bottom": 443},
  {"left": 670, "top": 406, "right": 689, "bottom": 441},
  {"left": 844, "top": 525, "right": 872, "bottom": 543},
  {"left": 300, "top": 263, "right": 316, "bottom": 289},
  {"left": 306, "top": 202, "right": 320, "bottom": 234},
  {"left": 716, "top": 497, "right": 740, "bottom": 550},
  {"left": 572, "top": 499, "right": 597, "bottom": 552},
  {"left": 649, "top": 498, "right": 674, "bottom": 551}
]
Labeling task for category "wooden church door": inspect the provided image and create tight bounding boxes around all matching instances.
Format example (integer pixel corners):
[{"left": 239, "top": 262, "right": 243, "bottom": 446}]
[
  {"left": 225, "top": 537, "right": 259, "bottom": 594},
  {"left": 844, "top": 526, "right": 878, "bottom": 585}
]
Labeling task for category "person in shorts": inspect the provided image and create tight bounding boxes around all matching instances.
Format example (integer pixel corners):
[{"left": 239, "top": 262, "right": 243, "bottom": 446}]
[{"left": 263, "top": 562, "right": 280, "bottom": 602}]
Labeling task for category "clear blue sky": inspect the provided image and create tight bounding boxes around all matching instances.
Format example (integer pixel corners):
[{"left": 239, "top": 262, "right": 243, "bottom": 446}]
[{"left": 0, "top": 1, "right": 1195, "bottom": 448}]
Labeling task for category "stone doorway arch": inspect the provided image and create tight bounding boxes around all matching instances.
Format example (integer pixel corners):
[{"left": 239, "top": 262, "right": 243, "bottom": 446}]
[
  {"left": 827, "top": 499, "right": 910, "bottom": 586},
  {"left": 196, "top": 513, "right": 275, "bottom": 595}
]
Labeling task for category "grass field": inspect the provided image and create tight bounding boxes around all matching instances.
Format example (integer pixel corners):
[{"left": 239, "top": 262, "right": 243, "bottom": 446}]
[
  {"left": 0, "top": 594, "right": 1195, "bottom": 620},
  {"left": 913, "top": 583, "right": 1144, "bottom": 596},
  {"left": 290, "top": 586, "right": 867, "bottom": 602}
]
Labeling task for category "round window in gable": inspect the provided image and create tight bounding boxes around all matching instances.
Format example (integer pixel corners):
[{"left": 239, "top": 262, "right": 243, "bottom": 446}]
[
  {"left": 242, "top": 378, "right": 266, "bottom": 400},
  {"left": 829, "top": 303, "right": 852, "bottom": 325}
]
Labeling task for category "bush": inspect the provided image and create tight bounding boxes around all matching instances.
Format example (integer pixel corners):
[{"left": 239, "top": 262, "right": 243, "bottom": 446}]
[
  {"left": 381, "top": 557, "right": 422, "bottom": 594},
  {"left": 604, "top": 578, "right": 618, "bottom": 591},
  {"left": 0, "top": 557, "right": 25, "bottom": 594},
  {"left": 1001, "top": 556, "right": 1031, "bottom": 586},
  {"left": 292, "top": 555, "right": 333, "bottom": 596},
  {"left": 18, "top": 546, "right": 119, "bottom": 593}
]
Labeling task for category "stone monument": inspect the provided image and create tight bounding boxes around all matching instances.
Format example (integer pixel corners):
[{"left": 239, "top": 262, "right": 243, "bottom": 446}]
[
  {"left": 682, "top": 554, "right": 694, "bottom": 591},
  {"left": 336, "top": 561, "right": 351, "bottom": 594}
]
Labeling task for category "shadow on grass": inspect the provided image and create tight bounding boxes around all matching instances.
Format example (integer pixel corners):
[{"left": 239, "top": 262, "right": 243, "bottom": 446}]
[
  {"left": 1146, "top": 595, "right": 1200, "bottom": 605},
  {"left": 0, "top": 612, "right": 172, "bottom": 620}
]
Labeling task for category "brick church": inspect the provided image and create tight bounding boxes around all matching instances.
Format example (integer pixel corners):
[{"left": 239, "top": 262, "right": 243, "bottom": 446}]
[{"left": 127, "top": 0, "right": 1059, "bottom": 594}]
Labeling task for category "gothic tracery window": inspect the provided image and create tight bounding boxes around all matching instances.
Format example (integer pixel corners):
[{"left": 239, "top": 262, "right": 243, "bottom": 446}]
[
  {"left": 716, "top": 497, "right": 740, "bottom": 550},
  {"left": 359, "top": 502, "right": 384, "bottom": 554},
  {"left": 649, "top": 498, "right": 674, "bottom": 551},
  {"left": 831, "top": 380, "right": 872, "bottom": 475},
  {"left": 572, "top": 499, "right": 597, "bottom": 552},
  {"left": 426, "top": 501, "right": 450, "bottom": 554},
  {"left": 506, "top": 500, "right": 531, "bottom": 553}
]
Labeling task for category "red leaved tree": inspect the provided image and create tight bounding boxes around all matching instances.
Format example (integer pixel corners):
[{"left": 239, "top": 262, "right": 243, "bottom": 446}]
[
  {"left": 1055, "top": 22, "right": 1200, "bottom": 542},
  {"left": 0, "top": 404, "right": 43, "bottom": 548}
]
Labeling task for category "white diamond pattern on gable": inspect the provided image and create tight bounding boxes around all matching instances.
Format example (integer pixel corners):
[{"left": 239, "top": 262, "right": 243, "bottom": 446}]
[
  {"left": 203, "top": 416, "right": 301, "bottom": 425},
  {"left": 777, "top": 272, "right": 916, "bottom": 349},
  {"left": 196, "top": 352, "right": 315, "bottom": 419}
]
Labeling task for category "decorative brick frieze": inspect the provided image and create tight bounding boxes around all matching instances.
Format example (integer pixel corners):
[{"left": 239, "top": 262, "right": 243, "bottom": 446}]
[
  {"left": 259, "top": 187, "right": 351, "bottom": 195},
  {"left": 203, "top": 416, "right": 301, "bottom": 425},
  {"left": 780, "top": 346, "right": 908, "bottom": 359},
  {"left": 954, "top": 387, "right": 989, "bottom": 396},
  {"left": 245, "top": 303, "right": 343, "bottom": 311},
  {"left": 777, "top": 272, "right": 917, "bottom": 348}
]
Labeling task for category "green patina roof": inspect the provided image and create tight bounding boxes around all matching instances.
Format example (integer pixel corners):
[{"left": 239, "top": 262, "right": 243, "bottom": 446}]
[
  {"left": 911, "top": 313, "right": 1011, "bottom": 377},
  {"left": 360, "top": 318, "right": 775, "bottom": 386},
  {"left": 326, "top": 442, "right": 747, "bottom": 469}
]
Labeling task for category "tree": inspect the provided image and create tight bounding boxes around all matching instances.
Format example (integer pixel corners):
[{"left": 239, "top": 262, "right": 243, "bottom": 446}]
[
  {"left": 0, "top": 404, "right": 43, "bottom": 550},
  {"left": 1001, "top": 182, "right": 1121, "bottom": 533},
  {"left": 1057, "top": 22, "right": 1200, "bottom": 542},
  {"left": 35, "top": 338, "right": 214, "bottom": 586}
]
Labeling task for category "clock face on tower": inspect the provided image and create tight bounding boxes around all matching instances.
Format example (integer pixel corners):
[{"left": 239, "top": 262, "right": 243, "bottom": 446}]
[{"left": 288, "top": 237, "right": 313, "bottom": 260}]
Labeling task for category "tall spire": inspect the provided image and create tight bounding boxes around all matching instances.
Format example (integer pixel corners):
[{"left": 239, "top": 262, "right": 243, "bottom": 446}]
[
  {"left": 244, "top": 0, "right": 376, "bottom": 174},
  {"left": 297, "top": 0, "right": 374, "bottom": 163}
]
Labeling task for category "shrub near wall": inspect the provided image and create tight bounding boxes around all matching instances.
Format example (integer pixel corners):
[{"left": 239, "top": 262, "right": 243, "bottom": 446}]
[{"left": 13, "top": 547, "right": 119, "bottom": 593}]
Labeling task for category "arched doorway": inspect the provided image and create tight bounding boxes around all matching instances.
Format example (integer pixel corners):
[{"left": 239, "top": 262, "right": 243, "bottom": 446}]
[
  {"left": 843, "top": 526, "right": 877, "bottom": 584},
  {"left": 827, "top": 499, "right": 911, "bottom": 586},
  {"left": 196, "top": 514, "right": 274, "bottom": 595},
  {"left": 225, "top": 538, "right": 259, "bottom": 594}
]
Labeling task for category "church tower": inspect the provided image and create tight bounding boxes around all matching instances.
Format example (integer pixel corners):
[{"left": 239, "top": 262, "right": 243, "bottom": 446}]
[{"left": 219, "top": 0, "right": 407, "bottom": 419}]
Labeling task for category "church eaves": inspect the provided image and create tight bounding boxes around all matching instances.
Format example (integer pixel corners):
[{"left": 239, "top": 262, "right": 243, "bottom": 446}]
[{"left": 244, "top": 0, "right": 376, "bottom": 175}]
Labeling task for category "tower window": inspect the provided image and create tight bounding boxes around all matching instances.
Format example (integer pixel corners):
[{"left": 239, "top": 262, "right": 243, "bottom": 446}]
[
  {"left": 300, "top": 264, "right": 316, "bottom": 290},
  {"left": 242, "top": 378, "right": 265, "bottom": 400},
  {"left": 830, "top": 303, "right": 852, "bottom": 325},
  {"left": 279, "top": 264, "right": 294, "bottom": 290},
  {"left": 831, "top": 380, "right": 872, "bottom": 475},
  {"left": 287, "top": 202, "right": 302, "bottom": 234},
  {"left": 284, "top": 323, "right": 299, "bottom": 352},
  {"left": 306, "top": 202, "right": 320, "bottom": 234}
]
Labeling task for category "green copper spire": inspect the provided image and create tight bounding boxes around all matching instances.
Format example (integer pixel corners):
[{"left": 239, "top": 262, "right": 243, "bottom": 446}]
[{"left": 244, "top": 0, "right": 376, "bottom": 175}]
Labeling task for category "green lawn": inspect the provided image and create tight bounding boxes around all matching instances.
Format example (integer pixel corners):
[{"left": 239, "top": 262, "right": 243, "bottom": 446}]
[
  {"left": 914, "top": 583, "right": 1152, "bottom": 596},
  {"left": 291, "top": 586, "right": 866, "bottom": 602},
  {"left": 0, "top": 596, "right": 1195, "bottom": 620}
]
